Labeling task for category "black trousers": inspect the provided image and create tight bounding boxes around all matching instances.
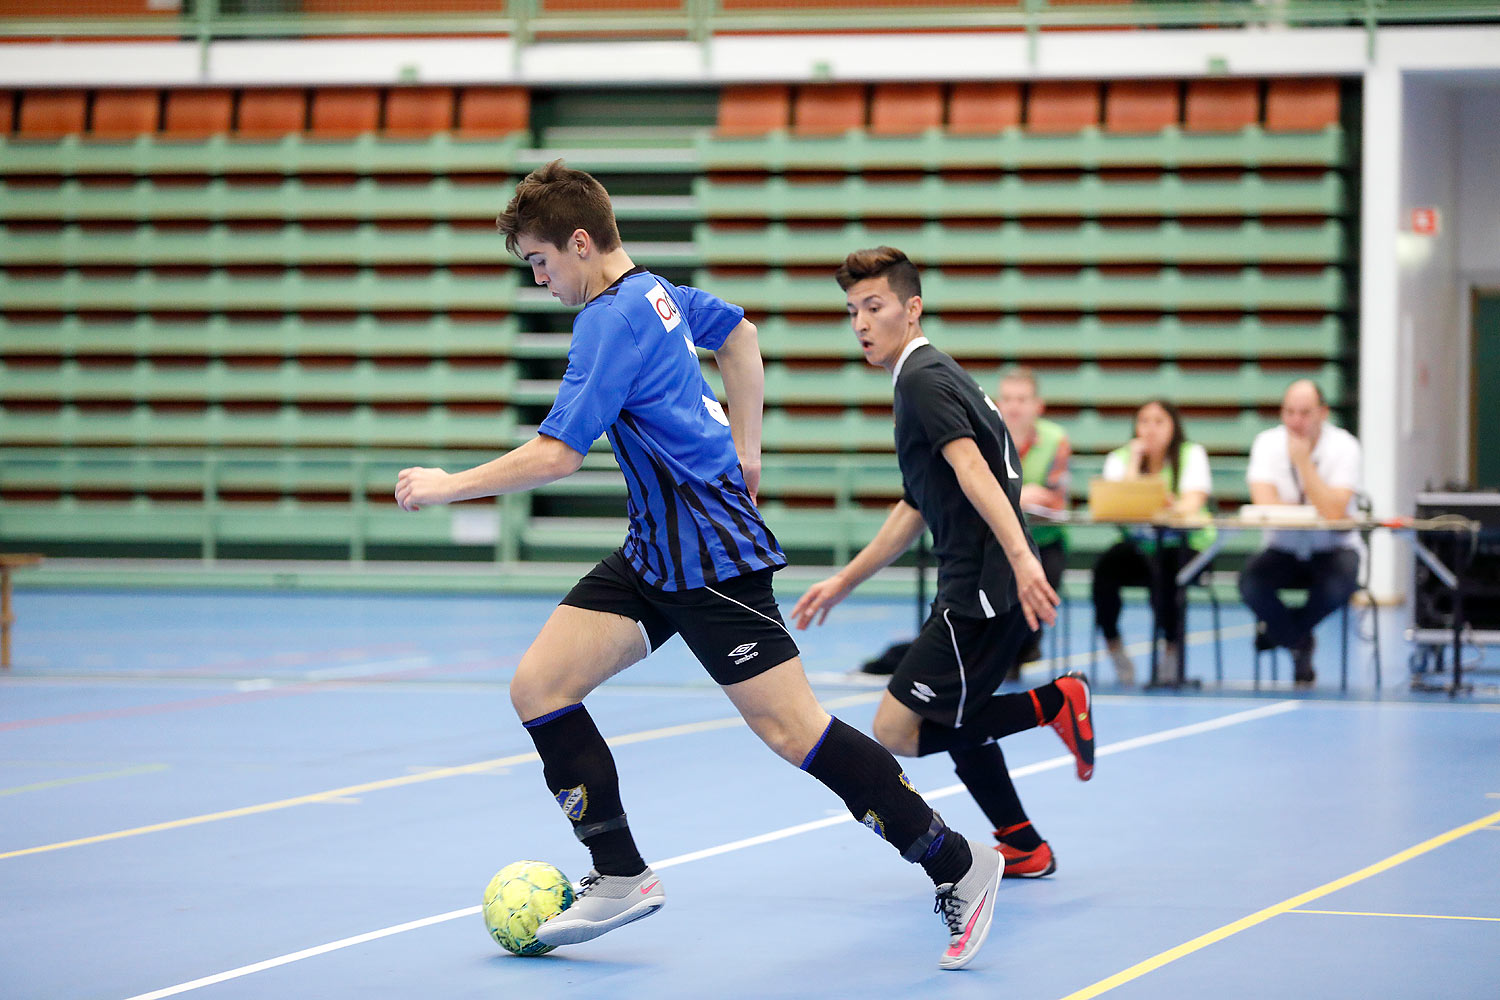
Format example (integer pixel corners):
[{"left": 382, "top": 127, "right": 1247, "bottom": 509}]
[
  {"left": 1237, "top": 546, "right": 1361, "bottom": 649},
  {"left": 1091, "top": 538, "right": 1197, "bottom": 644}
]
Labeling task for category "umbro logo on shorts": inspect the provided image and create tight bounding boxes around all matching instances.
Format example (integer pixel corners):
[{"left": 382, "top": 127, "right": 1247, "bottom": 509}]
[
  {"left": 910, "top": 681, "right": 936, "bottom": 703},
  {"left": 729, "top": 642, "right": 760, "bottom": 665}
]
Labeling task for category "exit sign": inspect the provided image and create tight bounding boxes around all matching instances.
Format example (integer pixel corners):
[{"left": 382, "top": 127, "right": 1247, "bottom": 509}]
[{"left": 1411, "top": 207, "right": 1440, "bottom": 235}]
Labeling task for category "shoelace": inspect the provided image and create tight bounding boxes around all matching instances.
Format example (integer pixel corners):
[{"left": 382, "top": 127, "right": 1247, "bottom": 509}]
[
  {"left": 933, "top": 885, "right": 965, "bottom": 935},
  {"left": 575, "top": 872, "right": 602, "bottom": 898}
]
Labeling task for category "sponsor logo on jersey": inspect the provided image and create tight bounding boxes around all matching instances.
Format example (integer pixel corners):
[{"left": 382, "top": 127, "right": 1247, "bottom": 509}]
[
  {"left": 556, "top": 784, "right": 588, "bottom": 822},
  {"left": 898, "top": 770, "right": 917, "bottom": 793},
  {"left": 910, "top": 681, "right": 936, "bottom": 703},
  {"left": 862, "top": 809, "right": 887, "bottom": 840},
  {"left": 645, "top": 281, "right": 682, "bottom": 332}
]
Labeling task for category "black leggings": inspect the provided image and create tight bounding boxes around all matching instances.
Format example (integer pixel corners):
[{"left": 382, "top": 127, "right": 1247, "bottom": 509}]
[{"left": 1091, "top": 539, "right": 1198, "bottom": 643}]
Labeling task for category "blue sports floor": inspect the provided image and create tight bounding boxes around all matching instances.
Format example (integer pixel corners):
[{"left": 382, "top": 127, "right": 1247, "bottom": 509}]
[{"left": 2, "top": 587, "right": 1498, "bottom": 1000}]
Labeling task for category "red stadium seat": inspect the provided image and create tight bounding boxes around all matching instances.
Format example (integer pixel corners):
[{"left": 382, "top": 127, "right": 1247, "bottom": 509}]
[
  {"left": 0, "top": 90, "right": 15, "bottom": 134},
  {"left": 870, "top": 82, "right": 944, "bottom": 136},
  {"left": 456, "top": 86, "right": 529, "bottom": 137},
  {"left": 792, "top": 83, "right": 866, "bottom": 136},
  {"left": 237, "top": 88, "right": 308, "bottom": 138},
  {"left": 91, "top": 89, "right": 160, "bottom": 138},
  {"left": 1183, "top": 78, "right": 1259, "bottom": 132},
  {"left": 947, "top": 81, "right": 1022, "bottom": 134},
  {"left": 310, "top": 88, "right": 381, "bottom": 138},
  {"left": 1026, "top": 81, "right": 1100, "bottom": 133},
  {"left": 163, "top": 89, "right": 235, "bottom": 138},
  {"left": 17, "top": 89, "right": 87, "bottom": 138},
  {"left": 1265, "top": 78, "right": 1340, "bottom": 132},
  {"left": 385, "top": 87, "right": 456, "bottom": 137},
  {"left": 717, "top": 84, "right": 791, "bottom": 136},
  {"left": 1104, "top": 80, "right": 1178, "bottom": 133}
]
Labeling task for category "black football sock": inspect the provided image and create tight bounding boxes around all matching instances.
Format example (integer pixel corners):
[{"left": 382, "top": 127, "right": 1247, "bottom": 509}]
[
  {"left": 523, "top": 703, "right": 646, "bottom": 877},
  {"left": 916, "top": 682, "right": 1066, "bottom": 755},
  {"left": 950, "top": 740, "right": 1034, "bottom": 839},
  {"left": 996, "top": 820, "right": 1045, "bottom": 853},
  {"left": 800, "top": 717, "right": 973, "bottom": 887}
]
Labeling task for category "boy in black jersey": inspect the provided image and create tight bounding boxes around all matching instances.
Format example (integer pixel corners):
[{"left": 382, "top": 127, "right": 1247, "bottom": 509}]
[
  {"left": 397, "top": 165, "right": 1004, "bottom": 968},
  {"left": 793, "top": 246, "right": 1095, "bottom": 878}
]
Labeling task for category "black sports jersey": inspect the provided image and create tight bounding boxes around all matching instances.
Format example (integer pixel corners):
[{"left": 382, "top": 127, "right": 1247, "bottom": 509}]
[{"left": 892, "top": 340, "right": 1036, "bottom": 619}]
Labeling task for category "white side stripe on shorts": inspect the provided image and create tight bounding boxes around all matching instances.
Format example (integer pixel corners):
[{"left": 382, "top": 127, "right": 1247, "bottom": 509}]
[
  {"left": 942, "top": 608, "right": 969, "bottom": 728},
  {"left": 703, "top": 585, "right": 794, "bottom": 639}
]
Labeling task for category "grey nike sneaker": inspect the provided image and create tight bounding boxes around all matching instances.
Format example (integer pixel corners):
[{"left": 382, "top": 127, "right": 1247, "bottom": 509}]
[
  {"left": 935, "top": 840, "right": 1002, "bottom": 970},
  {"left": 535, "top": 867, "right": 665, "bottom": 947}
]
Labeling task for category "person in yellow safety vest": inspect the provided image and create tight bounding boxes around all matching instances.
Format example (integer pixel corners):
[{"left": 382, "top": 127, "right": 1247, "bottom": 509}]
[
  {"left": 1091, "top": 399, "right": 1216, "bottom": 686},
  {"left": 997, "top": 367, "right": 1071, "bottom": 677}
]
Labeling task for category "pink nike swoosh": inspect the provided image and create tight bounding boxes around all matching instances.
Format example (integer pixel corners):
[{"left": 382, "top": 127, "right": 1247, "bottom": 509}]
[
  {"left": 944, "top": 890, "right": 988, "bottom": 957},
  {"left": 640, "top": 880, "right": 660, "bottom": 895}
]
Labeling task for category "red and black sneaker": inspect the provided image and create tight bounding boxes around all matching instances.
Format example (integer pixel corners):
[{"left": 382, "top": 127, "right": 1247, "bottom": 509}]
[
  {"left": 1049, "top": 671, "right": 1095, "bottom": 781},
  {"left": 998, "top": 840, "right": 1056, "bottom": 878}
]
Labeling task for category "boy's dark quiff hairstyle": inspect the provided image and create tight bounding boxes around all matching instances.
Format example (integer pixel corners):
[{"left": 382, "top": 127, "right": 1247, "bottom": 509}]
[
  {"left": 495, "top": 158, "right": 622, "bottom": 257},
  {"left": 834, "top": 246, "right": 922, "bottom": 303}
]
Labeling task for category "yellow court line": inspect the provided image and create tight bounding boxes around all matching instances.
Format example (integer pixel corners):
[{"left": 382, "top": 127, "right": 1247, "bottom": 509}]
[
  {"left": 1291, "top": 909, "right": 1500, "bottom": 924},
  {"left": 1058, "top": 811, "right": 1500, "bottom": 1000},
  {"left": 0, "top": 691, "right": 881, "bottom": 863},
  {"left": 0, "top": 763, "right": 168, "bottom": 798}
]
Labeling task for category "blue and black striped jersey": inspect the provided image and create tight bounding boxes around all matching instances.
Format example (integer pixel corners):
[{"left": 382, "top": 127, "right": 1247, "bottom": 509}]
[{"left": 538, "top": 267, "right": 786, "bottom": 590}]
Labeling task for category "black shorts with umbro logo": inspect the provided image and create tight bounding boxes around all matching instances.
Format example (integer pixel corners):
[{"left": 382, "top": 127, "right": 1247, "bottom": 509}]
[{"left": 562, "top": 548, "right": 802, "bottom": 686}]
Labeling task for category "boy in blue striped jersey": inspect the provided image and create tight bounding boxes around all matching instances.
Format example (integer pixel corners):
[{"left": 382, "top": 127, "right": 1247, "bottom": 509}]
[{"left": 395, "top": 161, "right": 1002, "bottom": 969}]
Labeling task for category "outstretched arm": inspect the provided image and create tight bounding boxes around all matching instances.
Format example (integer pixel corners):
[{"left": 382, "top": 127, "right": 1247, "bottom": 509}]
[
  {"left": 395, "top": 434, "right": 585, "bottom": 511},
  {"left": 712, "top": 318, "right": 765, "bottom": 501},
  {"left": 941, "top": 436, "right": 1059, "bottom": 630},
  {"left": 791, "top": 500, "right": 926, "bottom": 629}
]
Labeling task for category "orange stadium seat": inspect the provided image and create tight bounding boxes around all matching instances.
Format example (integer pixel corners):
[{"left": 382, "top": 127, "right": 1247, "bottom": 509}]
[
  {"left": 91, "top": 89, "right": 160, "bottom": 138},
  {"left": 947, "top": 81, "right": 1022, "bottom": 134},
  {"left": 237, "top": 88, "right": 308, "bottom": 138},
  {"left": 385, "top": 87, "right": 456, "bottom": 137},
  {"left": 869, "top": 82, "right": 944, "bottom": 136},
  {"left": 1026, "top": 80, "right": 1100, "bottom": 132},
  {"left": 1265, "top": 77, "right": 1340, "bottom": 132},
  {"left": 17, "top": 89, "right": 87, "bottom": 138},
  {"left": 0, "top": 90, "right": 14, "bottom": 134},
  {"left": 792, "top": 83, "right": 866, "bottom": 136},
  {"left": 456, "top": 86, "right": 529, "bottom": 137},
  {"left": 1104, "top": 80, "right": 1178, "bottom": 133},
  {"left": 310, "top": 88, "right": 381, "bottom": 137},
  {"left": 717, "top": 84, "right": 791, "bottom": 136},
  {"left": 163, "top": 89, "right": 235, "bottom": 138},
  {"left": 1183, "top": 78, "right": 1259, "bottom": 132}
]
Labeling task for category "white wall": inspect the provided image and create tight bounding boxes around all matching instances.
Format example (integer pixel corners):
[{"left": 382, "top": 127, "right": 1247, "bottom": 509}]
[
  {"left": 3, "top": 26, "right": 1497, "bottom": 88},
  {"left": 1396, "top": 78, "right": 1462, "bottom": 499}
]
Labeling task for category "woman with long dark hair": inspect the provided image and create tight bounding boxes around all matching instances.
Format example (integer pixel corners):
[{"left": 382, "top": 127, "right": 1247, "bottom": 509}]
[{"left": 1091, "top": 399, "right": 1215, "bottom": 685}]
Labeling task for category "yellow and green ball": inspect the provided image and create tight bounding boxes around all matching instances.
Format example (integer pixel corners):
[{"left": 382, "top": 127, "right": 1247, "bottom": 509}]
[{"left": 482, "top": 861, "right": 575, "bottom": 956}]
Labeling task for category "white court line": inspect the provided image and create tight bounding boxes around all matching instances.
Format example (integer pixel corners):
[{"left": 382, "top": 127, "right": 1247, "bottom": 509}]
[{"left": 119, "top": 699, "right": 1298, "bottom": 1000}]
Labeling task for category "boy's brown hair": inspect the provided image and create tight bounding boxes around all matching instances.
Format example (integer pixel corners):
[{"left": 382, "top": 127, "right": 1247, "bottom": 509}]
[
  {"left": 834, "top": 246, "right": 922, "bottom": 303},
  {"left": 495, "top": 158, "right": 622, "bottom": 257}
]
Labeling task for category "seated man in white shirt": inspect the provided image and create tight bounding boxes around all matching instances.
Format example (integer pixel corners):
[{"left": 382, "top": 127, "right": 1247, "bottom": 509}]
[{"left": 1239, "top": 379, "right": 1362, "bottom": 687}]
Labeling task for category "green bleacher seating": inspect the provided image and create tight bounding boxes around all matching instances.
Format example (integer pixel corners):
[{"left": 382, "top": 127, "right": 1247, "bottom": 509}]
[
  {"left": 695, "top": 172, "right": 1348, "bottom": 220},
  {"left": 0, "top": 269, "right": 515, "bottom": 312},
  {"left": 696, "top": 266, "right": 1346, "bottom": 312},
  {"left": 0, "top": 316, "right": 522, "bottom": 359},
  {"left": 697, "top": 219, "right": 1345, "bottom": 266},
  {"left": 751, "top": 316, "right": 1346, "bottom": 362},
  {"left": 696, "top": 125, "right": 1347, "bottom": 172},
  {"left": 0, "top": 76, "right": 1356, "bottom": 574}
]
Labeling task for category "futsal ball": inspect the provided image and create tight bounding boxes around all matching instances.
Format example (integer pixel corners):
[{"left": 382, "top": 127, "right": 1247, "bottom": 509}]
[{"left": 482, "top": 860, "right": 575, "bottom": 956}]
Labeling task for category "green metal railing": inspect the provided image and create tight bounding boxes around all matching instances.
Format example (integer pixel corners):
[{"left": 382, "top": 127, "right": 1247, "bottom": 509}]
[{"left": 1, "top": 2, "right": 1496, "bottom": 49}]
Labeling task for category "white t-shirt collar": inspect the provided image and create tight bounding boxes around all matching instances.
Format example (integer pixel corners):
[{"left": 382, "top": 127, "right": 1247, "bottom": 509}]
[{"left": 891, "top": 336, "right": 930, "bottom": 383}]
